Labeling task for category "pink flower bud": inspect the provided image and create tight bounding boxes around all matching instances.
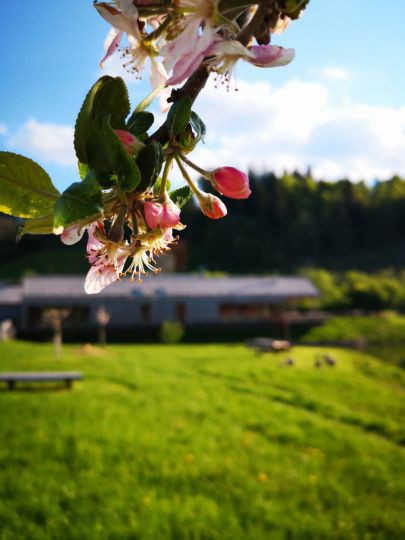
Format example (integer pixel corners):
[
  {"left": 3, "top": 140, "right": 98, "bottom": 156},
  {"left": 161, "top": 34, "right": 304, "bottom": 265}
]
[
  {"left": 144, "top": 200, "right": 181, "bottom": 229},
  {"left": 211, "top": 167, "right": 251, "bottom": 199},
  {"left": 114, "top": 129, "right": 144, "bottom": 156},
  {"left": 161, "top": 199, "right": 181, "bottom": 227},
  {"left": 144, "top": 202, "right": 161, "bottom": 229},
  {"left": 61, "top": 224, "right": 85, "bottom": 245},
  {"left": 199, "top": 193, "right": 227, "bottom": 220}
]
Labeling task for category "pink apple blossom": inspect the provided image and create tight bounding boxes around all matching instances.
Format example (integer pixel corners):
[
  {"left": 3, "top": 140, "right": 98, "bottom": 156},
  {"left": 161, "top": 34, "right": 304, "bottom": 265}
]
[
  {"left": 84, "top": 224, "right": 127, "bottom": 294},
  {"left": 205, "top": 39, "right": 254, "bottom": 76},
  {"left": 206, "top": 40, "right": 294, "bottom": 79},
  {"left": 95, "top": 0, "right": 169, "bottom": 91},
  {"left": 100, "top": 27, "right": 123, "bottom": 68},
  {"left": 84, "top": 255, "right": 127, "bottom": 294},
  {"left": 94, "top": 1, "right": 141, "bottom": 67},
  {"left": 159, "top": 0, "right": 223, "bottom": 85},
  {"left": 160, "top": 19, "right": 202, "bottom": 72},
  {"left": 86, "top": 223, "right": 106, "bottom": 265},
  {"left": 162, "top": 23, "right": 218, "bottom": 86}
]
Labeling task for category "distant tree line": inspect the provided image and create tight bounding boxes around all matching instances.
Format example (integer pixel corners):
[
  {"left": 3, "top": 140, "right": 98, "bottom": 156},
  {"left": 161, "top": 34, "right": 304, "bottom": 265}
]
[
  {"left": 182, "top": 171, "right": 405, "bottom": 273},
  {"left": 2, "top": 171, "right": 405, "bottom": 280},
  {"left": 299, "top": 268, "right": 405, "bottom": 311}
]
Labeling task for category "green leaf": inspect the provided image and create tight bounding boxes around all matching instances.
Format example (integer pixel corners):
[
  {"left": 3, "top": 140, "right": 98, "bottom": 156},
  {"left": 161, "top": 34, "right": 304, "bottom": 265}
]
[
  {"left": 78, "top": 162, "right": 90, "bottom": 180},
  {"left": 93, "top": 77, "right": 130, "bottom": 126},
  {"left": 136, "top": 141, "right": 164, "bottom": 191},
  {"left": 167, "top": 97, "right": 192, "bottom": 137},
  {"left": 0, "top": 152, "right": 59, "bottom": 218},
  {"left": 86, "top": 116, "right": 142, "bottom": 192},
  {"left": 17, "top": 214, "right": 54, "bottom": 240},
  {"left": 53, "top": 172, "right": 103, "bottom": 229},
  {"left": 126, "top": 111, "right": 154, "bottom": 138},
  {"left": 190, "top": 111, "right": 206, "bottom": 143},
  {"left": 74, "top": 76, "right": 130, "bottom": 163},
  {"left": 74, "top": 76, "right": 112, "bottom": 163},
  {"left": 169, "top": 186, "right": 193, "bottom": 208},
  {"left": 178, "top": 112, "right": 206, "bottom": 152}
]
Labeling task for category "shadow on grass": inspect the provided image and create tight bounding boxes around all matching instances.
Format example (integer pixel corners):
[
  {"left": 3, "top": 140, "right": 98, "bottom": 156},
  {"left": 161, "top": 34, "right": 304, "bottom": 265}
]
[{"left": 0, "top": 383, "right": 77, "bottom": 393}]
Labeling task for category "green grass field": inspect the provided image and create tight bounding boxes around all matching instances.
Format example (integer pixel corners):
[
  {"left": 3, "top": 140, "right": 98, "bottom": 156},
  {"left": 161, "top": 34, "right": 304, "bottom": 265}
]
[{"left": 0, "top": 342, "right": 404, "bottom": 540}]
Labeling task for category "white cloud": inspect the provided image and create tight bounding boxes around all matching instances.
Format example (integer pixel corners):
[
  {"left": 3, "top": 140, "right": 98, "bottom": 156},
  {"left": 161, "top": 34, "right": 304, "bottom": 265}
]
[
  {"left": 322, "top": 67, "right": 350, "bottom": 81},
  {"left": 7, "top": 119, "right": 75, "bottom": 167},
  {"left": 5, "top": 75, "right": 405, "bottom": 183},
  {"left": 191, "top": 78, "right": 405, "bottom": 181},
  {"left": 0, "top": 123, "right": 7, "bottom": 135}
]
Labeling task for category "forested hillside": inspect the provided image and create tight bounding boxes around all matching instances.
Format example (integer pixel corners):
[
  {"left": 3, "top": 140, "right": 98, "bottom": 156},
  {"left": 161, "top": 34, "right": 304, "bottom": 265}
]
[{"left": 183, "top": 172, "right": 405, "bottom": 272}]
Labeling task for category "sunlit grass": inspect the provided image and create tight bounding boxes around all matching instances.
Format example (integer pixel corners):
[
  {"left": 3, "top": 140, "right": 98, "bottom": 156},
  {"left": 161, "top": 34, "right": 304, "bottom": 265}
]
[{"left": 0, "top": 342, "right": 404, "bottom": 539}]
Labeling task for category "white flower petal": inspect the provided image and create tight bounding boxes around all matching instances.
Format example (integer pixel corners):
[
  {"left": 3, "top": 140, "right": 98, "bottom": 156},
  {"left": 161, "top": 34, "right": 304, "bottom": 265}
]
[
  {"left": 85, "top": 264, "right": 119, "bottom": 295},
  {"left": 119, "top": 0, "right": 139, "bottom": 20},
  {"left": 100, "top": 28, "right": 123, "bottom": 67},
  {"left": 94, "top": 3, "right": 134, "bottom": 35}
]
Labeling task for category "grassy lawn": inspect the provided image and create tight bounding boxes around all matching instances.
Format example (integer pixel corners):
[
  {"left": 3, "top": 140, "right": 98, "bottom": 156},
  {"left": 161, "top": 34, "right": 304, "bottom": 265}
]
[{"left": 0, "top": 341, "right": 404, "bottom": 540}]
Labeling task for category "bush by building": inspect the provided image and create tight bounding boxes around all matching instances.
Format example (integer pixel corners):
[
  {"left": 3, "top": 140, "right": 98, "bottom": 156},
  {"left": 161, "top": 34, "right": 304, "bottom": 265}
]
[{"left": 160, "top": 320, "right": 185, "bottom": 344}]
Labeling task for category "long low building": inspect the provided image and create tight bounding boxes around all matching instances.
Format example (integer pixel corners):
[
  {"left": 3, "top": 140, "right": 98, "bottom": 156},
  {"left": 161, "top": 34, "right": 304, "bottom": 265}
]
[{"left": 0, "top": 274, "right": 318, "bottom": 337}]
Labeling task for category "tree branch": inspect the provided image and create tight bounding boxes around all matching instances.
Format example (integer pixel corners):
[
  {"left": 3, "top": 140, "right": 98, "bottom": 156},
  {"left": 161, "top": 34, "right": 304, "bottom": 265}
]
[
  {"left": 148, "top": 65, "right": 210, "bottom": 145},
  {"left": 236, "top": 1, "right": 269, "bottom": 45}
]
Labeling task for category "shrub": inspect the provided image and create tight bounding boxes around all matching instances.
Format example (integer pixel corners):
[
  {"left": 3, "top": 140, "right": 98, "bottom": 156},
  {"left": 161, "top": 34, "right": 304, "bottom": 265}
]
[
  {"left": 299, "top": 268, "right": 348, "bottom": 310},
  {"left": 160, "top": 320, "right": 185, "bottom": 344}
]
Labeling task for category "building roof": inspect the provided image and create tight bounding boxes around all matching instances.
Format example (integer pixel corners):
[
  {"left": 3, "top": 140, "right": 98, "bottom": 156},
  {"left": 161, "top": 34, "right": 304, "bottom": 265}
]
[
  {"left": 21, "top": 274, "right": 318, "bottom": 301},
  {"left": 0, "top": 283, "right": 23, "bottom": 305}
]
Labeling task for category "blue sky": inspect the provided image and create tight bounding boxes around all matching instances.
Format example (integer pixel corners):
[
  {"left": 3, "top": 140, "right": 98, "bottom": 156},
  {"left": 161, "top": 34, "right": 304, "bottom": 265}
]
[{"left": 1, "top": 0, "right": 404, "bottom": 191}]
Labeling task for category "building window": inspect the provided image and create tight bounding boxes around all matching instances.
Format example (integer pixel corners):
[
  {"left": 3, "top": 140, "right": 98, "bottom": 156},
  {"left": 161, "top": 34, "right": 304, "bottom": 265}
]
[
  {"left": 141, "top": 303, "right": 151, "bottom": 324},
  {"left": 176, "top": 302, "right": 187, "bottom": 323},
  {"left": 220, "top": 303, "right": 272, "bottom": 322}
]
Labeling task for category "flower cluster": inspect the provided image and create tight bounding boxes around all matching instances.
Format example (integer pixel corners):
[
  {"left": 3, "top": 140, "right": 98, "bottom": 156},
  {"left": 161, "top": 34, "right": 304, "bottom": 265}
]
[
  {"left": 61, "top": 132, "right": 251, "bottom": 293},
  {"left": 54, "top": 0, "right": 308, "bottom": 294},
  {"left": 94, "top": 0, "right": 297, "bottom": 97},
  {"left": 2, "top": 1, "right": 309, "bottom": 295}
]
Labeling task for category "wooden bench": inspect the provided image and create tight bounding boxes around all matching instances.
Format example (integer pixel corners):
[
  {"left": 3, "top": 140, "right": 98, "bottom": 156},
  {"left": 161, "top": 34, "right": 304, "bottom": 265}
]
[
  {"left": 0, "top": 372, "right": 83, "bottom": 391},
  {"left": 246, "top": 338, "right": 291, "bottom": 353}
]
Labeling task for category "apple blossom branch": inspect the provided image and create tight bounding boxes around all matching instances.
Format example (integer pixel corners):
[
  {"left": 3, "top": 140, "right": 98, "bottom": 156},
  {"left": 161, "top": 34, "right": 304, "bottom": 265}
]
[{"left": 0, "top": 0, "right": 309, "bottom": 294}]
